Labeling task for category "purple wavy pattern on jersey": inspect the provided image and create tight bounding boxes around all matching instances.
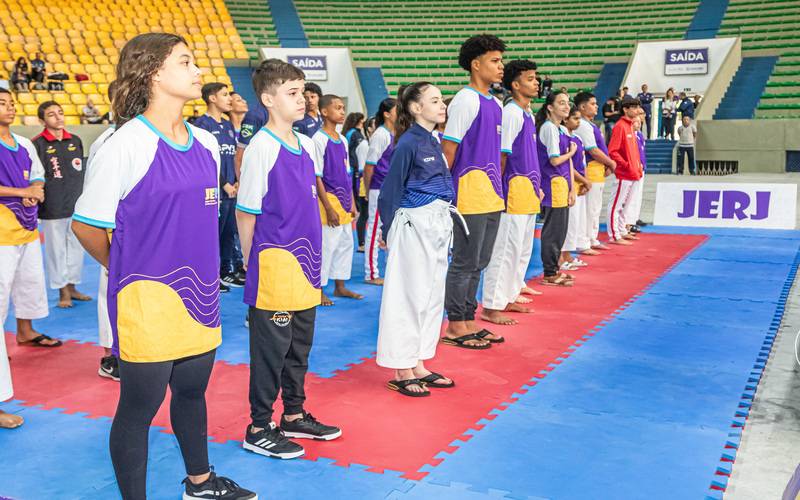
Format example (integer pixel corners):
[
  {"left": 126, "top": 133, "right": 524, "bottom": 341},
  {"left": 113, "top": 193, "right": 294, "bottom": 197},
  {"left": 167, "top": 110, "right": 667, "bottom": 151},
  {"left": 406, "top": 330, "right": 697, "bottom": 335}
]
[
  {"left": 0, "top": 199, "right": 37, "bottom": 231},
  {"left": 258, "top": 237, "right": 322, "bottom": 287},
  {"left": 327, "top": 186, "right": 352, "bottom": 212},
  {"left": 460, "top": 162, "right": 504, "bottom": 198},
  {"left": 118, "top": 266, "right": 221, "bottom": 328}
]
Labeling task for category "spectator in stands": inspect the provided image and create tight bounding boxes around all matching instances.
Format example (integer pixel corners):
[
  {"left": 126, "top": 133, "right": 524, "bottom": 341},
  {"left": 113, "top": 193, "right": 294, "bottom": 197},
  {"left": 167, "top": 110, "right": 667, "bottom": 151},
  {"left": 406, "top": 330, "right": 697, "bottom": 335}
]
[
  {"left": 676, "top": 115, "right": 697, "bottom": 175},
  {"left": 33, "top": 101, "right": 90, "bottom": 309},
  {"left": 602, "top": 96, "right": 620, "bottom": 143},
  {"left": 559, "top": 86, "right": 569, "bottom": 97},
  {"left": 541, "top": 74, "right": 553, "bottom": 97},
  {"left": 11, "top": 58, "right": 30, "bottom": 92},
  {"left": 622, "top": 86, "right": 632, "bottom": 99},
  {"left": 81, "top": 97, "right": 104, "bottom": 124},
  {"left": 693, "top": 94, "right": 702, "bottom": 109},
  {"left": 661, "top": 88, "right": 677, "bottom": 139},
  {"left": 228, "top": 91, "right": 248, "bottom": 141},
  {"left": 293, "top": 82, "right": 323, "bottom": 137},
  {"left": 678, "top": 92, "right": 695, "bottom": 120},
  {"left": 536, "top": 75, "right": 543, "bottom": 97},
  {"left": 30, "top": 53, "right": 46, "bottom": 89},
  {"left": 187, "top": 108, "right": 200, "bottom": 124},
  {"left": 636, "top": 84, "right": 653, "bottom": 138}
]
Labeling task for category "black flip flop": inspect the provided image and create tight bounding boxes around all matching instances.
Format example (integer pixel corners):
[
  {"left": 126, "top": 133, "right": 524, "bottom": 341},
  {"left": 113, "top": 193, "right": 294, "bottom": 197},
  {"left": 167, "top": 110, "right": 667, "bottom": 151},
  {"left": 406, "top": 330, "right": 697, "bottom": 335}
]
[
  {"left": 17, "top": 334, "right": 62, "bottom": 348},
  {"left": 387, "top": 379, "right": 430, "bottom": 397},
  {"left": 476, "top": 329, "right": 505, "bottom": 344},
  {"left": 419, "top": 372, "right": 455, "bottom": 389},
  {"left": 440, "top": 333, "right": 491, "bottom": 350}
]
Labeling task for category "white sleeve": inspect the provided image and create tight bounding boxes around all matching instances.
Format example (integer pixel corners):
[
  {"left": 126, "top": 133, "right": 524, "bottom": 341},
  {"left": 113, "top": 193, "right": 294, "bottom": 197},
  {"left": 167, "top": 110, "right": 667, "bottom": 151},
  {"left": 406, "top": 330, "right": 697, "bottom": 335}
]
[
  {"left": 72, "top": 136, "right": 129, "bottom": 228},
  {"left": 365, "top": 128, "right": 389, "bottom": 165},
  {"left": 501, "top": 106, "right": 522, "bottom": 154},
  {"left": 355, "top": 140, "right": 368, "bottom": 172},
  {"left": 341, "top": 134, "right": 350, "bottom": 173},
  {"left": 300, "top": 134, "right": 323, "bottom": 177},
  {"left": 18, "top": 136, "right": 45, "bottom": 183},
  {"left": 575, "top": 121, "right": 598, "bottom": 150},
  {"left": 443, "top": 90, "right": 479, "bottom": 144},
  {"left": 236, "top": 136, "right": 271, "bottom": 215},
  {"left": 541, "top": 123, "right": 561, "bottom": 158}
]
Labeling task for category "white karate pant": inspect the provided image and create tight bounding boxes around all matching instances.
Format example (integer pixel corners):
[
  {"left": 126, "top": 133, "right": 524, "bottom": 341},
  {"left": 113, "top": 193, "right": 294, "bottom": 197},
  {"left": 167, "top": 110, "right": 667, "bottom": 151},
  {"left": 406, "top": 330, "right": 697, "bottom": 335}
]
[
  {"left": 321, "top": 223, "right": 354, "bottom": 287},
  {"left": 40, "top": 218, "right": 84, "bottom": 289},
  {"left": 376, "top": 200, "right": 453, "bottom": 369},
  {"left": 607, "top": 178, "right": 641, "bottom": 241},
  {"left": 364, "top": 189, "right": 382, "bottom": 281},
  {"left": 0, "top": 241, "right": 49, "bottom": 401},
  {"left": 623, "top": 174, "right": 645, "bottom": 226},
  {"left": 562, "top": 195, "right": 589, "bottom": 252},
  {"left": 483, "top": 212, "right": 537, "bottom": 310},
  {"left": 97, "top": 266, "right": 112, "bottom": 349},
  {"left": 585, "top": 181, "right": 604, "bottom": 246}
]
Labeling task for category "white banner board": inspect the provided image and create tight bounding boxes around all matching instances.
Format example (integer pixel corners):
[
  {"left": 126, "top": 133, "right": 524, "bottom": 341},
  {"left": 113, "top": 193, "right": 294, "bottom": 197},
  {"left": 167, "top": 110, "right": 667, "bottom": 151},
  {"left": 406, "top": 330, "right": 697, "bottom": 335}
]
[
  {"left": 623, "top": 37, "right": 738, "bottom": 95},
  {"left": 259, "top": 47, "right": 366, "bottom": 116},
  {"left": 653, "top": 182, "right": 797, "bottom": 229}
]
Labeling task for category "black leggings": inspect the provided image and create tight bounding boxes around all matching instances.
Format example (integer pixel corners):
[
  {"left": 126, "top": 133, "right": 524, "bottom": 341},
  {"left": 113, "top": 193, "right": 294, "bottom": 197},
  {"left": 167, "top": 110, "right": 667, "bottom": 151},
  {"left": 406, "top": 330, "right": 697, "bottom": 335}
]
[
  {"left": 356, "top": 196, "right": 368, "bottom": 247},
  {"left": 110, "top": 350, "right": 216, "bottom": 500}
]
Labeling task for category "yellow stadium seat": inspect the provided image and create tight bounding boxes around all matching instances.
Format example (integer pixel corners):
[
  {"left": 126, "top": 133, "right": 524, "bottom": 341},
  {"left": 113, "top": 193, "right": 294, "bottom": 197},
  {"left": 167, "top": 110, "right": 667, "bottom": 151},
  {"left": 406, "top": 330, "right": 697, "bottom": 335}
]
[
  {"left": 89, "top": 46, "right": 104, "bottom": 56},
  {"left": 60, "top": 104, "right": 77, "bottom": 116},
  {"left": 69, "top": 64, "right": 85, "bottom": 75},
  {"left": 71, "top": 94, "right": 87, "bottom": 105},
  {"left": 81, "top": 83, "right": 98, "bottom": 95},
  {"left": 34, "top": 92, "right": 53, "bottom": 103},
  {"left": 92, "top": 73, "right": 108, "bottom": 84},
  {"left": 210, "top": 58, "right": 224, "bottom": 67},
  {"left": 52, "top": 93, "right": 71, "bottom": 105},
  {"left": 63, "top": 54, "right": 78, "bottom": 64},
  {"left": 99, "top": 64, "right": 114, "bottom": 74},
  {"left": 94, "top": 55, "right": 110, "bottom": 65},
  {"left": 64, "top": 83, "right": 81, "bottom": 94},
  {"left": 22, "top": 116, "right": 39, "bottom": 126},
  {"left": 88, "top": 93, "right": 104, "bottom": 104},
  {"left": 79, "top": 54, "right": 94, "bottom": 65},
  {"left": 212, "top": 67, "right": 227, "bottom": 77},
  {"left": 53, "top": 63, "right": 69, "bottom": 73},
  {"left": 17, "top": 93, "right": 36, "bottom": 105},
  {"left": 97, "top": 83, "right": 109, "bottom": 96},
  {"left": 84, "top": 64, "right": 99, "bottom": 75},
  {"left": 96, "top": 104, "right": 109, "bottom": 115},
  {"left": 23, "top": 104, "right": 39, "bottom": 116},
  {"left": 221, "top": 50, "right": 235, "bottom": 59},
  {"left": 64, "top": 115, "right": 80, "bottom": 125}
]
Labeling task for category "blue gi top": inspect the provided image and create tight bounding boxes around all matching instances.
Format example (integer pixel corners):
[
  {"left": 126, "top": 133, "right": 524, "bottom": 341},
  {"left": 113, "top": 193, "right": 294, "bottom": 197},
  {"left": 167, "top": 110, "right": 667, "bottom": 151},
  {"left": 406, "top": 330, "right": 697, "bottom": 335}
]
[
  {"left": 378, "top": 123, "right": 454, "bottom": 235},
  {"left": 193, "top": 114, "right": 237, "bottom": 196},
  {"left": 237, "top": 103, "right": 269, "bottom": 147},
  {"left": 293, "top": 113, "right": 324, "bottom": 137}
]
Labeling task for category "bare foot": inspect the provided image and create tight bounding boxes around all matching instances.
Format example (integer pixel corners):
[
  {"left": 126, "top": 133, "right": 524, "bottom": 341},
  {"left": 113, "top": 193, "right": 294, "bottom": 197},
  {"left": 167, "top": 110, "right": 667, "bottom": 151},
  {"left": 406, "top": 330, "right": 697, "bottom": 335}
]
[
  {"left": 412, "top": 367, "right": 452, "bottom": 386},
  {"left": 622, "top": 234, "right": 639, "bottom": 241},
  {"left": 610, "top": 239, "right": 632, "bottom": 246},
  {"left": 592, "top": 243, "right": 610, "bottom": 250},
  {"left": 395, "top": 369, "right": 427, "bottom": 394},
  {"left": 364, "top": 278, "right": 384, "bottom": 286},
  {"left": 16, "top": 329, "right": 61, "bottom": 346},
  {"left": 580, "top": 248, "right": 600, "bottom": 256},
  {"left": 333, "top": 287, "right": 364, "bottom": 300},
  {"left": 321, "top": 292, "right": 334, "bottom": 306},
  {"left": 0, "top": 410, "right": 23, "bottom": 429},
  {"left": 515, "top": 295, "right": 532, "bottom": 304},
  {"left": 520, "top": 286, "right": 542, "bottom": 296},
  {"left": 479, "top": 309, "right": 517, "bottom": 325},
  {"left": 444, "top": 321, "right": 489, "bottom": 347},
  {"left": 505, "top": 302, "right": 532, "bottom": 313},
  {"left": 68, "top": 285, "right": 92, "bottom": 301},
  {"left": 58, "top": 288, "right": 73, "bottom": 308}
]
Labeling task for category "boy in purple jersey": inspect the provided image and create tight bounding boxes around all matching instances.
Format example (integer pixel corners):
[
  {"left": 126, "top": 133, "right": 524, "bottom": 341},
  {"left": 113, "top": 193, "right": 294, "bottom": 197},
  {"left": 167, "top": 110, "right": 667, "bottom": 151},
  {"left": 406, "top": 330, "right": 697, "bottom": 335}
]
[
  {"left": 560, "top": 107, "right": 593, "bottom": 271},
  {"left": 481, "top": 60, "right": 543, "bottom": 326},
  {"left": 0, "top": 88, "right": 61, "bottom": 429},
  {"left": 237, "top": 59, "right": 341, "bottom": 461},
  {"left": 314, "top": 94, "right": 362, "bottom": 306},
  {"left": 441, "top": 34, "right": 507, "bottom": 349}
]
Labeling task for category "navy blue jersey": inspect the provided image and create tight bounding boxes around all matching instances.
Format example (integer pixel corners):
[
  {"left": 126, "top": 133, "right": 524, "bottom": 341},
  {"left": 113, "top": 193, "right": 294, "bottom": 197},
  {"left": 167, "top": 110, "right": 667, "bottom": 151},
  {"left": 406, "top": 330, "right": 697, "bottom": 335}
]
[
  {"left": 292, "top": 113, "right": 323, "bottom": 137},
  {"left": 378, "top": 123, "right": 454, "bottom": 235},
  {"left": 237, "top": 104, "right": 269, "bottom": 147},
  {"left": 194, "top": 114, "right": 238, "bottom": 196}
]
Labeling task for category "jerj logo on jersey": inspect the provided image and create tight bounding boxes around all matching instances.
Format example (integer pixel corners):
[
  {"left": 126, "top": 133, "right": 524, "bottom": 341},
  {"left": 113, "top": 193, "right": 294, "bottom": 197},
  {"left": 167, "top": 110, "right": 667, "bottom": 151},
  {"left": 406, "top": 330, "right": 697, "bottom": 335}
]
[
  {"left": 204, "top": 187, "right": 218, "bottom": 206},
  {"left": 288, "top": 55, "right": 327, "bottom": 81}
]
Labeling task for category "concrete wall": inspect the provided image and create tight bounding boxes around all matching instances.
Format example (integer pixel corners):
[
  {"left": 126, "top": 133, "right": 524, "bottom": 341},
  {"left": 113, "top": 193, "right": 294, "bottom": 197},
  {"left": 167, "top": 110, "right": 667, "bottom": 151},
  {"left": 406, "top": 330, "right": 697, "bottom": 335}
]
[
  {"left": 11, "top": 124, "right": 110, "bottom": 149},
  {"left": 694, "top": 119, "right": 800, "bottom": 173},
  {"left": 696, "top": 37, "right": 742, "bottom": 121}
]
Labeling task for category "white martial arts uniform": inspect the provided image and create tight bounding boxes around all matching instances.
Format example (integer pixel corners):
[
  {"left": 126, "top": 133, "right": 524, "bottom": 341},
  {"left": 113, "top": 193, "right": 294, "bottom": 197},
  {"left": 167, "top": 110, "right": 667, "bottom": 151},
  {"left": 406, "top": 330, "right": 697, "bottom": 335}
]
[
  {"left": 562, "top": 133, "right": 589, "bottom": 252},
  {"left": 574, "top": 118, "right": 608, "bottom": 247},
  {"left": 0, "top": 133, "right": 49, "bottom": 401},
  {"left": 483, "top": 212, "right": 537, "bottom": 310},
  {"left": 86, "top": 127, "right": 115, "bottom": 349},
  {"left": 363, "top": 126, "right": 393, "bottom": 281},
  {"left": 321, "top": 222, "right": 354, "bottom": 286},
  {"left": 376, "top": 200, "right": 452, "bottom": 368},
  {"left": 40, "top": 218, "right": 84, "bottom": 289}
]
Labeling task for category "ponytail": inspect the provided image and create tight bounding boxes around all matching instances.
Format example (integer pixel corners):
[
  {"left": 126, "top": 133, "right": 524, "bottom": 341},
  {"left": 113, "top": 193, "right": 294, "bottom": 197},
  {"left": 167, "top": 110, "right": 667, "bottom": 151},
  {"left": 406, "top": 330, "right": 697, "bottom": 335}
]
[
  {"left": 535, "top": 90, "right": 564, "bottom": 131},
  {"left": 375, "top": 97, "right": 397, "bottom": 127},
  {"left": 394, "top": 81, "right": 433, "bottom": 142}
]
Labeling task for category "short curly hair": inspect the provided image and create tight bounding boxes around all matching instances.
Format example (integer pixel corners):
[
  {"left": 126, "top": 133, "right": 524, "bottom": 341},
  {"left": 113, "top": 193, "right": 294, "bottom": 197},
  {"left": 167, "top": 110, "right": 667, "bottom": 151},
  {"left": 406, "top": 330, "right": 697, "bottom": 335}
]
[
  {"left": 502, "top": 59, "right": 537, "bottom": 91},
  {"left": 458, "top": 34, "right": 507, "bottom": 72}
]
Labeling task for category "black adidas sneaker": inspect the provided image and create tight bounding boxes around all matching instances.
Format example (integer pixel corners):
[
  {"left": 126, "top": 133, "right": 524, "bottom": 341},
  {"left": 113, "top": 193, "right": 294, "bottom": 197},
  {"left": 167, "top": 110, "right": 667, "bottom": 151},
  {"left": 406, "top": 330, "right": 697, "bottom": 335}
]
[
  {"left": 281, "top": 412, "right": 342, "bottom": 441},
  {"left": 182, "top": 471, "right": 257, "bottom": 499},
  {"left": 242, "top": 422, "right": 304, "bottom": 459}
]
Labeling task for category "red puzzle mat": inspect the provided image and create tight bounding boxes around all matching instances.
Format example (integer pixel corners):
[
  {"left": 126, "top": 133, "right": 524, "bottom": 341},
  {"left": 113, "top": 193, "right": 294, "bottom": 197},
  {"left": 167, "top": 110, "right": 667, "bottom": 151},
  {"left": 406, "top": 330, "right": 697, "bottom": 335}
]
[{"left": 6, "top": 233, "right": 705, "bottom": 479}]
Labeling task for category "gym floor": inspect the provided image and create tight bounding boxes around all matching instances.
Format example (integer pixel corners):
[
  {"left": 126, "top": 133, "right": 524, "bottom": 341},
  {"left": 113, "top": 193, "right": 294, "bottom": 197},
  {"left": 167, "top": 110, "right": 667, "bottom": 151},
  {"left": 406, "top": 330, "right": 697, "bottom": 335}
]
[{"left": 2, "top": 219, "right": 799, "bottom": 499}]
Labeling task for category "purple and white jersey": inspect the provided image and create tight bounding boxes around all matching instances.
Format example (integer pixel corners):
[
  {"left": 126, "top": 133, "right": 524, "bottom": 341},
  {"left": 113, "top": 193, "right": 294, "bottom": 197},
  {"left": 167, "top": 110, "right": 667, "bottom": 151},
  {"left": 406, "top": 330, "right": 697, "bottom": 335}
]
[
  {"left": 636, "top": 130, "right": 647, "bottom": 172},
  {"left": 0, "top": 133, "right": 44, "bottom": 245},
  {"left": 313, "top": 129, "right": 352, "bottom": 226},
  {"left": 237, "top": 127, "right": 323, "bottom": 312},
  {"left": 442, "top": 87, "right": 504, "bottom": 215},
  {"left": 537, "top": 121, "right": 572, "bottom": 209},
  {"left": 501, "top": 101, "right": 541, "bottom": 215},
  {"left": 574, "top": 118, "right": 608, "bottom": 183},
  {"left": 365, "top": 125, "right": 393, "bottom": 190},
  {"left": 73, "top": 115, "right": 222, "bottom": 362}
]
